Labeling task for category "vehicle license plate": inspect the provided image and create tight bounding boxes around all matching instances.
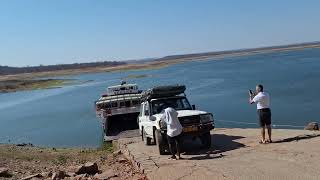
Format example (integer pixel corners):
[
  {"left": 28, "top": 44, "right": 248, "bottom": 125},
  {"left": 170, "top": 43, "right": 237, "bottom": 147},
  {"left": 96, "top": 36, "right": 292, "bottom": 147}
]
[{"left": 183, "top": 126, "right": 198, "bottom": 132}]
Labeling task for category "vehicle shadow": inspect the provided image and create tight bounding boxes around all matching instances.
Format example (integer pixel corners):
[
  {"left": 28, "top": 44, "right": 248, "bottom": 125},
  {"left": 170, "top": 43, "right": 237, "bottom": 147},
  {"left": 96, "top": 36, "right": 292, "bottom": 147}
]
[
  {"left": 180, "top": 134, "right": 246, "bottom": 160},
  {"left": 272, "top": 133, "right": 320, "bottom": 144}
]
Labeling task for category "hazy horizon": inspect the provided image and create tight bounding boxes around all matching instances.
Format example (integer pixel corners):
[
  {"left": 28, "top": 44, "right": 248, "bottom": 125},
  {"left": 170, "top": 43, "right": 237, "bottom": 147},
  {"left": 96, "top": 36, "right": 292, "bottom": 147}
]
[
  {"left": 0, "top": 0, "right": 320, "bottom": 67},
  {"left": 1, "top": 41, "right": 319, "bottom": 68}
]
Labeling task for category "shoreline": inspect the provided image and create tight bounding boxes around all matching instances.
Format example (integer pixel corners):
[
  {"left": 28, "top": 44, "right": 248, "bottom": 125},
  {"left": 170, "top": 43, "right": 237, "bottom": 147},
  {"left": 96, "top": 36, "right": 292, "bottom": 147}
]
[
  {"left": 1, "top": 44, "right": 319, "bottom": 80},
  {"left": 0, "top": 44, "right": 319, "bottom": 93},
  {"left": 1, "top": 128, "right": 318, "bottom": 179},
  {"left": 0, "top": 127, "right": 310, "bottom": 149},
  {"left": 0, "top": 79, "right": 75, "bottom": 93}
]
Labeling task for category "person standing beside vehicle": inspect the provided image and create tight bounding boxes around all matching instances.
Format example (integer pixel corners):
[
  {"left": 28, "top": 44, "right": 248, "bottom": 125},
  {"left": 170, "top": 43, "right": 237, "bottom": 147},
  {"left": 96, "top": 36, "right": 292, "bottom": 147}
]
[
  {"left": 249, "top": 84, "right": 272, "bottom": 144},
  {"left": 161, "top": 107, "right": 183, "bottom": 160}
]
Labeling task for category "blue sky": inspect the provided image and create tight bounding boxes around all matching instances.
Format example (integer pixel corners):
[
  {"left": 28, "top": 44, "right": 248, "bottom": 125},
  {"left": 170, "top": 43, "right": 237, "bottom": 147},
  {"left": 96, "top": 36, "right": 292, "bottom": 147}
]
[{"left": 0, "top": 0, "right": 319, "bottom": 67}]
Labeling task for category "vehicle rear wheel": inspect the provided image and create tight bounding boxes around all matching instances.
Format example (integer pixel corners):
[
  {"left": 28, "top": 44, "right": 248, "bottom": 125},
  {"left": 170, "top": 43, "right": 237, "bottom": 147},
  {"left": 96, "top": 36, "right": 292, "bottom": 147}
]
[
  {"left": 155, "top": 129, "right": 166, "bottom": 155},
  {"left": 143, "top": 129, "right": 152, "bottom": 146},
  {"left": 200, "top": 132, "right": 212, "bottom": 149}
]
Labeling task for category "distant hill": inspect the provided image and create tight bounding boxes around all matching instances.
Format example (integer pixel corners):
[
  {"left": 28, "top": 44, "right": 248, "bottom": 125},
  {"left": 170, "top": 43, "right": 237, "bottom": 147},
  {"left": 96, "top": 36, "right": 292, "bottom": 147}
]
[
  {"left": 156, "top": 41, "right": 320, "bottom": 61},
  {"left": 0, "top": 61, "right": 126, "bottom": 75},
  {"left": 125, "top": 58, "right": 157, "bottom": 64},
  {"left": 1, "top": 41, "right": 319, "bottom": 76}
]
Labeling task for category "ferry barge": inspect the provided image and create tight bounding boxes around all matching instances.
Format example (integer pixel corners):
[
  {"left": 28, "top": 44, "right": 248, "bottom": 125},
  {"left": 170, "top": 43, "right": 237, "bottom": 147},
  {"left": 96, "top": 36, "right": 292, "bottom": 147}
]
[{"left": 95, "top": 81, "right": 142, "bottom": 141}]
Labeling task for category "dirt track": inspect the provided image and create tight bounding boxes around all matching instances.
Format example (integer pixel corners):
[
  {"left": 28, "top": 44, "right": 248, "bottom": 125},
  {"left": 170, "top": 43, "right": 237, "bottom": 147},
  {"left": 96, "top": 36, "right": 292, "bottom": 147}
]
[{"left": 117, "top": 128, "right": 320, "bottom": 180}]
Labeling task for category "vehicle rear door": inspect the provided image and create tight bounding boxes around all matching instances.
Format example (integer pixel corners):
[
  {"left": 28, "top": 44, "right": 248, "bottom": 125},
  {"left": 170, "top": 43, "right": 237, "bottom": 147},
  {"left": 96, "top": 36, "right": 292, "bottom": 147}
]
[{"left": 138, "top": 102, "right": 145, "bottom": 131}]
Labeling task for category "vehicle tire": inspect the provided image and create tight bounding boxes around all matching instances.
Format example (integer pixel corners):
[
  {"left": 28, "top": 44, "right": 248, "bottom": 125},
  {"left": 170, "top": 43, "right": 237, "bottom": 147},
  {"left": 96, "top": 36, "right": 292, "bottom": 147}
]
[
  {"left": 200, "top": 132, "right": 211, "bottom": 149},
  {"left": 143, "top": 129, "right": 152, "bottom": 146},
  {"left": 155, "top": 129, "right": 166, "bottom": 155}
]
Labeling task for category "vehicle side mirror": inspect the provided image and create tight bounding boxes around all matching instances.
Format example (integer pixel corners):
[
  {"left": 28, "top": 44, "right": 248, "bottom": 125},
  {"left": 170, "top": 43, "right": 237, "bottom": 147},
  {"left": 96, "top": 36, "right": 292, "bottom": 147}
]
[
  {"left": 149, "top": 116, "right": 156, "bottom": 121},
  {"left": 192, "top": 105, "right": 196, "bottom": 110}
]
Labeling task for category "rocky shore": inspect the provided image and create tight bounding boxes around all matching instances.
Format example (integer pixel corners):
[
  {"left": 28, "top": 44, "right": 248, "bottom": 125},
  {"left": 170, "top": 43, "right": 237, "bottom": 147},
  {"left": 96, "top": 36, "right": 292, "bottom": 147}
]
[{"left": 0, "top": 144, "right": 146, "bottom": 180}]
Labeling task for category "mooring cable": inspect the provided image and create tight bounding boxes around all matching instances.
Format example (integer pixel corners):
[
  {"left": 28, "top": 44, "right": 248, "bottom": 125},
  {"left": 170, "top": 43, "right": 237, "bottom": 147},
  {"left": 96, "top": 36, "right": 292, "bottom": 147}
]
[{"left": 215, "top": 119, "right": 305, "bottom": 128}]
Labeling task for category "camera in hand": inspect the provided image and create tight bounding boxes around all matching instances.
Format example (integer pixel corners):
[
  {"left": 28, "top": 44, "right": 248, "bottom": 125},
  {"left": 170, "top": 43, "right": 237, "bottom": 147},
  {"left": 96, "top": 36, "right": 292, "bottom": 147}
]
[{"left": 249, "top": 90, "right": 256, "bottom": 97}]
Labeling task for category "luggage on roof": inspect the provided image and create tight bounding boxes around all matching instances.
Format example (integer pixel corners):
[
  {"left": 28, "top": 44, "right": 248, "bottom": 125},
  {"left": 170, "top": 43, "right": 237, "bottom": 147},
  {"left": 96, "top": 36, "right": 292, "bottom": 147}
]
[{"left": 142, "top": 85, "right": 186, "bottom": 100}]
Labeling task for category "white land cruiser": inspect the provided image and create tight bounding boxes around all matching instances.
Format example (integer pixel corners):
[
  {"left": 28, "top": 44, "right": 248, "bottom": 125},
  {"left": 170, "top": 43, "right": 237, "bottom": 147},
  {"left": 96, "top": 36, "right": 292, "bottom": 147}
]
[{"left": 138, "top": 85, "right": 215, "bottom": 155}]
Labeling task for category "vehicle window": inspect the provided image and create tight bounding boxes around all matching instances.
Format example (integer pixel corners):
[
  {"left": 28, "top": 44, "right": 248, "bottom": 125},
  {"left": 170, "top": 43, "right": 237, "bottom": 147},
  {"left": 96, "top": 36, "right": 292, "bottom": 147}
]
[
  {"left": 111, "top": 102, "right": 118, "bottom": 107},
  {"left": 181, "top": 98, "right": 191, "bottom": 109},
  {"left": 152, "top": 97, "right": 192, "bottom": 114},
  {"left": 144, "top": 103, "right": 150, "bottom": 116}
]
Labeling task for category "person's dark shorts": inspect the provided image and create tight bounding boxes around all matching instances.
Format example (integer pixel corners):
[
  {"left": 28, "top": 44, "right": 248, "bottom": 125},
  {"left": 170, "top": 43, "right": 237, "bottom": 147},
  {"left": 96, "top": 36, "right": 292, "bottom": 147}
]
[
  {"left": 167, "top": 134, "right": 181, "bottom": 154},
  {"left": 167, "top": 134, "right": 181, "bottom": 144},
  {"left": 257, "top": 108, "right": 271, "bottom": 127}
]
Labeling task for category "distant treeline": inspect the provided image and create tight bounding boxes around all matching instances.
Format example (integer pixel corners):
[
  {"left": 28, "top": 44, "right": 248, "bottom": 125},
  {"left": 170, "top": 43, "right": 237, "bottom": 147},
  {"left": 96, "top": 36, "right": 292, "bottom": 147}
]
[
  {"left": 0, "top": 61, "right": 126, "bottom": 75},
  {"left": 157, "top": 41, "right": 320, "bottom": 61}
]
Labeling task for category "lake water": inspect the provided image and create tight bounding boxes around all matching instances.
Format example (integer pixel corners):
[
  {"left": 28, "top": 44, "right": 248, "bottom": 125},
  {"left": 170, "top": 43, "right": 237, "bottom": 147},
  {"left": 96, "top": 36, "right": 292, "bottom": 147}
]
[{"left": 1, "top": 48, "right": 320, "bottom": 148}]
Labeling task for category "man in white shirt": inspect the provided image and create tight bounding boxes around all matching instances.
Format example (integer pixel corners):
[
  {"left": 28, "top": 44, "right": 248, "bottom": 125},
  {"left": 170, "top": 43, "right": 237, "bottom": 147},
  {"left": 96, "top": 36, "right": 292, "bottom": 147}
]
[
  {"left": 249, "top": 84, "right": 272, "bottom": 144},
  {"left": 161, "top": 107, "right": 183, "bottom": 160}
]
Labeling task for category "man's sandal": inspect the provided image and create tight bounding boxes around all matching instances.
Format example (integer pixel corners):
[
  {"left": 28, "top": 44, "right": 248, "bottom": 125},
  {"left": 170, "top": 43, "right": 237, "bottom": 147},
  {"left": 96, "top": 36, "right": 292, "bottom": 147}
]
[
  {"left": 265, "top": 140, "right": 273, "bottom": 143},
  {"left": 259, "top": 140, "right": 266, "bottom": 144}
]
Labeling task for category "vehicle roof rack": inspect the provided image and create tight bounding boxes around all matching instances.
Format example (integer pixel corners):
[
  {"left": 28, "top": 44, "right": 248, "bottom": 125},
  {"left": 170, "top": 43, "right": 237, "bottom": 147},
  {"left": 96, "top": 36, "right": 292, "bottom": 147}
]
[{"left": 141, "top": 84, "right": 186, "bottom": 101}]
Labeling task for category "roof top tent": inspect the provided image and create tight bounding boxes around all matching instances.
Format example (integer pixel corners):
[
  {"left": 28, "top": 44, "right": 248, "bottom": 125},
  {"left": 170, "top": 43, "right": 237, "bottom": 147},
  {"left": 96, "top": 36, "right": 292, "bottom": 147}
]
[
  {"left": 141, "top": 84, "right": 186, "bottom": 101},
  {"left": 95, "top": 81, "right": 143, "bottom": 141}
]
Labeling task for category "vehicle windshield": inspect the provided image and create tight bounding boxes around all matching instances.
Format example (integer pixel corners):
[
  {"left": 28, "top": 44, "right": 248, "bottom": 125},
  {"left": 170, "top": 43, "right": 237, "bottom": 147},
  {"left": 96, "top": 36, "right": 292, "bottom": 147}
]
[{"left": 151, "top": 97, "right": 192, "bottom": 114}]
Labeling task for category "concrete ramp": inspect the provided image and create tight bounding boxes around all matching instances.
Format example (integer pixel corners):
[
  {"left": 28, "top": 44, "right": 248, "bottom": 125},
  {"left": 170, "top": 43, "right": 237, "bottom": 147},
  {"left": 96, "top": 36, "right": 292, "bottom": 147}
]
[
  {"left": 117, "top": 128, "right": 320, "bottom": 180},
  {"left": 104, "top": 129, "right": 140, "bottom": 141}
]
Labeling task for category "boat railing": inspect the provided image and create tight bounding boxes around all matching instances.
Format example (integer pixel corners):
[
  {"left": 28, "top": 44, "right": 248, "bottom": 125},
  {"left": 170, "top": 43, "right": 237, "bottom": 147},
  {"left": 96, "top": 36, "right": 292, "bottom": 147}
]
[
  {"left": 97, "top": 93, "right": 141, "bottom": 104},
  {"left": 99, "top": 93, "right": 141, "bottom": 101}
]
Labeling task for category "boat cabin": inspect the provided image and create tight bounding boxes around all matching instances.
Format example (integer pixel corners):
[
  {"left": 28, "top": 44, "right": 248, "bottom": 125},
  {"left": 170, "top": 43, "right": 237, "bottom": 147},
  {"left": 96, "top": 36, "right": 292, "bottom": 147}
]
[
  {"left": 96, "top": 93, "right": 141, "bottom": 110},
  {"left": 106, "top": 83, "right": 139, "bottom": 96}
]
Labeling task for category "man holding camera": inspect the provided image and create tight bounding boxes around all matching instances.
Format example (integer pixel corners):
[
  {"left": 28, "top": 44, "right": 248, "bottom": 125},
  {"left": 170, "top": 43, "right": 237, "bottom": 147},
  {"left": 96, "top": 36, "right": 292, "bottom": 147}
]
[{"left": 249, "top": 84, "right": 272, "bottom": 144}]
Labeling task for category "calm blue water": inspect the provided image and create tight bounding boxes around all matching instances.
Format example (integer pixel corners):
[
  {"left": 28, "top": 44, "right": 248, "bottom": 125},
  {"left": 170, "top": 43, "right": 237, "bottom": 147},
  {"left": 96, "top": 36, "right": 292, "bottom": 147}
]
[{"left": 1, "top": 48, "right": 320, "bottom": 147}]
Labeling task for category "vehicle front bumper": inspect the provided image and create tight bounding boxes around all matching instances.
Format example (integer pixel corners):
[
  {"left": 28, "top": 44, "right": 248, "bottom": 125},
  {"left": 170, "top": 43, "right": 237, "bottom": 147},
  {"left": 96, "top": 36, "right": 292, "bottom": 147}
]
[{"left": 160, "top": 122, "right": 214, "bottom": 135}]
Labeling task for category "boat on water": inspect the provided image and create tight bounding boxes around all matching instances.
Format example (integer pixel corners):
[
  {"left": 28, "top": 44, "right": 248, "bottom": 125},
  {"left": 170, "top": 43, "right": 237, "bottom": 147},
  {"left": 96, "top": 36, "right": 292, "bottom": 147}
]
[{"left": 95, "top": 81, "right": 142, "bottom": 141}]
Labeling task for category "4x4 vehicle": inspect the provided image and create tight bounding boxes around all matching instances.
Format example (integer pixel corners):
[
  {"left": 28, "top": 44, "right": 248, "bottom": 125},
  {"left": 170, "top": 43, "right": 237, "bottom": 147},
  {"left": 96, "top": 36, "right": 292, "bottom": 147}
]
[{"left": 138, "top": 85, "right": 215, "bottom": 155}]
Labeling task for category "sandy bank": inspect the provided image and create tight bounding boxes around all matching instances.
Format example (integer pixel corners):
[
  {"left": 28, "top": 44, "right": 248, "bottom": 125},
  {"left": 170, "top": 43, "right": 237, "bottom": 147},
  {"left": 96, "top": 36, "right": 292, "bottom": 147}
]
[{"left": 0, "top": 79, "right": 74, "bottom": 93}]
